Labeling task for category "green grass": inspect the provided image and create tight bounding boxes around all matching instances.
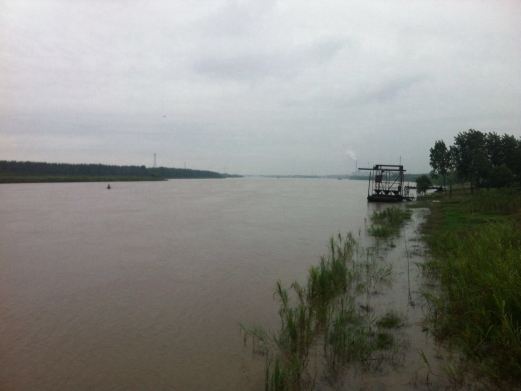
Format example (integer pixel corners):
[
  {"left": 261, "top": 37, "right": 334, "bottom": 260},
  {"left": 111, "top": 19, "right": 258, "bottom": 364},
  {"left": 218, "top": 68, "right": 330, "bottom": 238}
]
[
  {"left": 242, "top": 234, "right": 399, "bottom": 390},
  {"left": 368, "top": 207, "right": 412, "bottom": 239},
  {"left": 422, "top": 189, "right": 521, "bottom": 386}
]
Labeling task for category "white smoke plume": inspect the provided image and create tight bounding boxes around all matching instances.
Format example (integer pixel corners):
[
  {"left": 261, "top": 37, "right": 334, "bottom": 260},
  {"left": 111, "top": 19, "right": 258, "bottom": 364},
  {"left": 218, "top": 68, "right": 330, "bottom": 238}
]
[{"left": 344, "top": 149, "right": 357, "bottom": 161}]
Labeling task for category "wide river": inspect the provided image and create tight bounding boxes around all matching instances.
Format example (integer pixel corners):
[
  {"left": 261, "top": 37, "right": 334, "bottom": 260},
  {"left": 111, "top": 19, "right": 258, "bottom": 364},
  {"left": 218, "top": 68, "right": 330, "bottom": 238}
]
[{"left": 0, "top": 178, "right": 400, "bottom": 390}]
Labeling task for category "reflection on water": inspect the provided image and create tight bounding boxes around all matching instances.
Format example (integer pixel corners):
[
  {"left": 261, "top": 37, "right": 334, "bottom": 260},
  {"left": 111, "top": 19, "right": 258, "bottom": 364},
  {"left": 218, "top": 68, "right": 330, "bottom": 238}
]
[
  {"left": 321, "top": 209, "right": 450, "bottom": 390},
  {"left": 1, "top": 179, "right": 375, "bottom": 390}
]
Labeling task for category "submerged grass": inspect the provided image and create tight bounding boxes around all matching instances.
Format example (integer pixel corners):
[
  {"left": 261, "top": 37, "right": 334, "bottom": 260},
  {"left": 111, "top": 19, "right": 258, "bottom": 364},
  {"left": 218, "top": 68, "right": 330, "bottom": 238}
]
[
  {"left": 422, "top": 189, "right": 521, "bottom": 385},
  {"left": 324, "top": 298, "right": 374, "bottom": 370},
  {"left": 376, "top": 311, "right": 405, "bottom": 329},
  {"left": 368, "top": 207, "right": 412, "bottom": 239},
  {"left": 242, "top": 233, "right": 401, "bottom": 390}
]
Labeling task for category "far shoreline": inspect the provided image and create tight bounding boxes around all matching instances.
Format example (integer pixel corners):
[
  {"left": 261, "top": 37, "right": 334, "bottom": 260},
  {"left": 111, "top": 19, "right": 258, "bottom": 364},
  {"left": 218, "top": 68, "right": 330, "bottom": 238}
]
[
  {"left": 0, "top": 176, "right": 240, "bottom": 184},
  {"left": 0, "top": 160, "right": 240, "bottom": 183}
]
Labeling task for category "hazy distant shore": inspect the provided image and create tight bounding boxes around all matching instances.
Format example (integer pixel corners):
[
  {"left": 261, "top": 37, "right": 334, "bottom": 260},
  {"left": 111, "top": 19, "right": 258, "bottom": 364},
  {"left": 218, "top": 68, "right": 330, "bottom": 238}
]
[
  {"left": 0, "top": 160, "right": 237, "bottom": 183},
  {"left": 0, "top": 175, "right": 167, "bottom": 183}
]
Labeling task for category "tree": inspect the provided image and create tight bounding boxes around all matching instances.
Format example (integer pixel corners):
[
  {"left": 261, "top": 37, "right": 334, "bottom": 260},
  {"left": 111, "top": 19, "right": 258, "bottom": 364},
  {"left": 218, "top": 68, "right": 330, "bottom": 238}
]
[
  {"left": 429, "top": 140, "right": 451, "bottom": 187},
  {"left": 451, "top": 129, "right": 491, "bottom": 190},
  {"left": 416, "top": 175, "right": 432, "bottom": 195},
  {"left": 501, "top": 134, "right": 521, "bottom": 186},
  {"left": 487, "top": 164, "right": 514, "bottom": 188},
  {"left": 485, "top": 132, "right": 504, "bottom": 167},
  {"left": 429, "top": 130, "right": 520, "bottom": 191}
]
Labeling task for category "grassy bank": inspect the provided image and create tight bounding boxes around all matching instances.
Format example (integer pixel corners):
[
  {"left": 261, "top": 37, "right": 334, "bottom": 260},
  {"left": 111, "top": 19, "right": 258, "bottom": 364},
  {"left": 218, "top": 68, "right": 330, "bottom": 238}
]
[{"left": 422, "top": 189, "right": 521, "bottom": 386}]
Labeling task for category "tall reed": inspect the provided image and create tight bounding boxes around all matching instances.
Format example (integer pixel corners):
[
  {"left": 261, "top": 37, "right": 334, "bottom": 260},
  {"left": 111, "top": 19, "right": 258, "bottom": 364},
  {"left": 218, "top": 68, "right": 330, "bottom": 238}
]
[{"left": 242, "top": 233, "right": 400, "bottom": 390}]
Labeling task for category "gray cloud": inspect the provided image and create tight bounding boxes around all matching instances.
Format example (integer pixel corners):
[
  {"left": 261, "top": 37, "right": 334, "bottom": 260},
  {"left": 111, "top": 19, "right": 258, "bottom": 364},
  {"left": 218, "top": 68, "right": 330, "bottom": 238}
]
[
  {"left": 1, "top": 0, "right": 520, "bottom": 175},
  {"left": 201, "top": 0, "right": 278, "bottom": 37},
  {"left": 358, "top": 75, "right": 427, "bottom": 104},
  {"left": 193, "top": 38, "right": 347, "bottom": 80}
]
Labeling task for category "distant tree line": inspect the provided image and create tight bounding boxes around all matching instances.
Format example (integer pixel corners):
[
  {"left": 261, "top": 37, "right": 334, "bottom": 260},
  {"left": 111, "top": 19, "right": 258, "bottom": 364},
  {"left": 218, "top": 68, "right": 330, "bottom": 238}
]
[
  {"left": 429, "top": 129, "right": 521, "bottom": 190},
  {"left": 0, "top": 161, "right": 226, "bottom": 180}
]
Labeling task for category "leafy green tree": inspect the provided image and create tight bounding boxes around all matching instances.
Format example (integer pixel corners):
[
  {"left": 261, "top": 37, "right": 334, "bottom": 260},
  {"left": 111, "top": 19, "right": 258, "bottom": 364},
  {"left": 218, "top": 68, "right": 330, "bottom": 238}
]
[
  {"left": 416, "top": 175, "right": 432, "bottom": 195},
  {"left": 429, "top": 130, "right": 520, "bottom": 190},
  {"left": 452, "top": 129, "right": 491, "bottom": 190},
  {"left": 429, "top": 140, "right": 451, "bottom": 187},
  {"left": 485, "top": 132, "right": 504, "bottom": 167}
]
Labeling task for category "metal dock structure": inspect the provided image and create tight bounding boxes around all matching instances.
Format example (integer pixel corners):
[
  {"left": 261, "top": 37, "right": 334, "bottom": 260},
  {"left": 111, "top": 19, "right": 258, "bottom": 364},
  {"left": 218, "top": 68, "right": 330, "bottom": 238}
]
[{"left": 358, "top": 164, "right": 414, "bottom": 202}]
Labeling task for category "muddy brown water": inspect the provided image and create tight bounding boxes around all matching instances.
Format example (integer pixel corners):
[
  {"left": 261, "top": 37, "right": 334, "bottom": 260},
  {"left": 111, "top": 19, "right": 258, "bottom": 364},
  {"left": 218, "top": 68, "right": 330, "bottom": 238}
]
[{"left": 0, "top": 179, "right": 446, "bottom": 390}]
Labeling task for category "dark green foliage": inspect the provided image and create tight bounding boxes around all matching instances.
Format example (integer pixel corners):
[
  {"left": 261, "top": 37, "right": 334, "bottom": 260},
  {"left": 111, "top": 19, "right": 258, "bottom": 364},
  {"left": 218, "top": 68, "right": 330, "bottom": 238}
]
[
  {"left": 415, "top": 175, "right": 432, "bottom": 195},
  {"left": 0, "top": 160, "right": 227, "bottom": 181},
  {"left": 433, "top": 129, "right": 521, "bottom": 189},
  {"left": 487, "top": 164, "right": 514, "bottom": 188},
  {"left": 452, "top": 129, "right": 490, "bottom": 189},
  {"left": 430, "top": 140, "right": 451, "bottom": 187}
]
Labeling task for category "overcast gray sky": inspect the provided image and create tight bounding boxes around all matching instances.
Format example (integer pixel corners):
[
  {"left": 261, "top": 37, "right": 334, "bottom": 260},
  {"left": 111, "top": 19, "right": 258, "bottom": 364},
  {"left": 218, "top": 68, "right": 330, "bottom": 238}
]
[{"left": 1, "top": 0, "right": 520, "bottom": 174}]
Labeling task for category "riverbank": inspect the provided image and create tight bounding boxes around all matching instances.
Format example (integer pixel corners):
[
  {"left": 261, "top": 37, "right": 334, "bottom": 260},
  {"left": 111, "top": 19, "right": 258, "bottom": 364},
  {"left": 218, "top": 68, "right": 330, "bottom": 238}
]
[
  {"left": 0, "top": 175, "right": 166, "bottom": 183},
  {"left": 421, "top": 189, "right": 521, "bottom": 387},
  {"left": 242, "top": 205, "right": 452, "bottom": 390},
  {"left": 0, "top": 160, "right": 231, "bottom": 183}
]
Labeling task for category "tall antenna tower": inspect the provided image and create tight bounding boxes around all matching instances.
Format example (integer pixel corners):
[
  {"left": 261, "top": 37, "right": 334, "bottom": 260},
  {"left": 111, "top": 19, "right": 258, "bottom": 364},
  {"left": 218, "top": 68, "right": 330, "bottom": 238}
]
[{"left": 153, "top": 153, "right": 157, "bottom": 168}]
